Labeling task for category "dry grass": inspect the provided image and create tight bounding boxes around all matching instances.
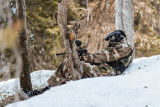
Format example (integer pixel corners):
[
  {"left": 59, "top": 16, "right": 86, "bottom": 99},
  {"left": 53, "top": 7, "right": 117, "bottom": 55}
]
[{"left": 135, "top": 32, "right": 160, "bottom": 58}]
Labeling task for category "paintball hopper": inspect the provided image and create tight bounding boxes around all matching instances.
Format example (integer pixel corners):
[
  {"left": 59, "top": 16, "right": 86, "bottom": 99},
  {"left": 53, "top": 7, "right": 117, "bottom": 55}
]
[{"left": 105, "top": 30, "right": 126, "bottom": 42}]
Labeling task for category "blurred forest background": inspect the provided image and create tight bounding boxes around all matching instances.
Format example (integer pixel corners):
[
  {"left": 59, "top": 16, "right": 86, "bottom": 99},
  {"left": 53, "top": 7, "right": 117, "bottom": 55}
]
[{"left": 0, "top": 0, "right": 159, "bottom": 81}]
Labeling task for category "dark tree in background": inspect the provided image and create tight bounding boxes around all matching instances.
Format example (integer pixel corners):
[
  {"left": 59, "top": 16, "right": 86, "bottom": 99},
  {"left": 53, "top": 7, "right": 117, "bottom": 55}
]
[{"left": 16, "top": 0, "right": 32, "bottom": 91}]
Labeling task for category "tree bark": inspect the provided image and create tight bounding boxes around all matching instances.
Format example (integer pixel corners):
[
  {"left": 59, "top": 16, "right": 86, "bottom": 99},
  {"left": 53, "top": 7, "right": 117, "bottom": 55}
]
[
  {"left": 0, "top": 0, "right": 13, "bottom": 81},
  {"left": 115, "top": 0, "right": 134, "bottom": 50},
  {"left": 16, "top": 0, "right": 32, "bottom": 91},
  {"left": 0, "top": 0, "right": 13, "bottom": 28},
  {"left": 115, "top": 0, "right": 124, "bottom": 31},
  {"left": 57, "top": 0, "right": 83, "bottom": 80}
]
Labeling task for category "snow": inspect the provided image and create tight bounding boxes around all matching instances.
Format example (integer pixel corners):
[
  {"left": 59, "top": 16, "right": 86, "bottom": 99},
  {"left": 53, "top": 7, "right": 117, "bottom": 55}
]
[
  {"left": 11, "top": 8, "right": 16, "bottom": 14},
  {"left": 0, "top": 70, "right": 55, "bottom": 102},
  {"left": 1, "top": 55, "right": 160, "bottom": 107}
]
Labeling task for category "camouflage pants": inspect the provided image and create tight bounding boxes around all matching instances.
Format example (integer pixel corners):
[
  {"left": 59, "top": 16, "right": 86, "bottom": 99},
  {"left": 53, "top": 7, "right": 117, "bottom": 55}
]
[{"left": 48, "top": 59, "right": 116, "bottom": 86}]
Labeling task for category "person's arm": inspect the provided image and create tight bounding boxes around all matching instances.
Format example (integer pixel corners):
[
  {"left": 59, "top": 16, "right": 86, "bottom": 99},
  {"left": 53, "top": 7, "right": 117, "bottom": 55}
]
[{"left": 80, "top": 44, "right": 132, "bottom": 64}]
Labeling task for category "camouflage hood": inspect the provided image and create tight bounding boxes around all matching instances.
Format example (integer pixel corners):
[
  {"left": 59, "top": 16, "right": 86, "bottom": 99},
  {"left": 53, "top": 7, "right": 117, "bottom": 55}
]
[{"left": 105, "top": 38, "right": 131, "bottom": 50}]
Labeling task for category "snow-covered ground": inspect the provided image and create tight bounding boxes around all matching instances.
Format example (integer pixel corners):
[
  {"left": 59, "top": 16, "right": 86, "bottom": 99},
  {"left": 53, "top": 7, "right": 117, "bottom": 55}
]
[
  {"left": 0, "top": 70, "right": 55, "bottom": 106},
  {"left": 1, "top": 55, "right": 160, "bottom": 107}
]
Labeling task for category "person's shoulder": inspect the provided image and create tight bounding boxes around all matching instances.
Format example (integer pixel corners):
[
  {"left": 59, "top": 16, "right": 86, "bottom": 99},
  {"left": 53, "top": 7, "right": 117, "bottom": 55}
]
[{"left": 119, "top": 39, "right": 132, "bottom": 49}]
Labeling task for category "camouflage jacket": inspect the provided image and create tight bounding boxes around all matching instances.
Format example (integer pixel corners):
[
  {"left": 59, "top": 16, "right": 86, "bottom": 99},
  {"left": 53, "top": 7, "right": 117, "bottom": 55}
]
[
  {"left": 80, "top": 38, "right": 133, "bottom": 75},
  {"left": 48, "top": 38, "right": 133, "bottom": 86}
]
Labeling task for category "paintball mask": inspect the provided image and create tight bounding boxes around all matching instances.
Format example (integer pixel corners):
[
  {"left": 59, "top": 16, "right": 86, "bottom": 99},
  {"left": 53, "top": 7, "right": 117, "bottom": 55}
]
[{"left": 105, "top": 30, "right": 126, "bottom": 42}]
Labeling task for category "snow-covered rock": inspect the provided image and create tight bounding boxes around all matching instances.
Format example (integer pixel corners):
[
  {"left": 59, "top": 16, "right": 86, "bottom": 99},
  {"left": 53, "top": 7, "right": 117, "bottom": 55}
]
[{"left": 1, "top": 55, "right": 160, "bottom": 107}]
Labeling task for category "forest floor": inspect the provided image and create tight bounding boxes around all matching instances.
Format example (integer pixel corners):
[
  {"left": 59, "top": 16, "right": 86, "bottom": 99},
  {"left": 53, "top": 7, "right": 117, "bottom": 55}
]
[{"left": 1, "top": 55, "right": 160, "bottom": 107}]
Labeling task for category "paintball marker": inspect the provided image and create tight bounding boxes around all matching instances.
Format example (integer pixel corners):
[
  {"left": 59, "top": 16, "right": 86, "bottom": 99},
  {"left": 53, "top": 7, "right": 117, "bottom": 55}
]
[
  {"left": 56, "top": 49, "right": 87, "bottom": 56},
  {"left": 56, "top": 40, "right": 88, "bottom": 56}
]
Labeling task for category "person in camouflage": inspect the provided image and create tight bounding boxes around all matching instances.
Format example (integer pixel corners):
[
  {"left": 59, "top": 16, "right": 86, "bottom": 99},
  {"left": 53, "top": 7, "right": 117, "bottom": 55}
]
[
  {"left": 79, "top": 30, "right": 133, "bottom": 76},
  {"left": 48, "top": 30, "right": 133, "bottom": 86}
]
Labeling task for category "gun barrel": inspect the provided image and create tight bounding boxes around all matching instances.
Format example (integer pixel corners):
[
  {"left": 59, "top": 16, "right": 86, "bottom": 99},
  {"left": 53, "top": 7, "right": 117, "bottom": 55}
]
[
  {"left": 56, "top": 53, "right": 66, "bottom": 56},
  {"left": 56, "top": 49, "right": 87, "bottom": 56}
]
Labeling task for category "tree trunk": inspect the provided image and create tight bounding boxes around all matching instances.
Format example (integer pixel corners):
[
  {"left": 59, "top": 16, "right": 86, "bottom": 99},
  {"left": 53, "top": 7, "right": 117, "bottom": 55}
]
[
  {"left": 0, "top": 0, "right": 13, "bottom": 28},
  {"left": 115, "top": 0, "right": 134, "bottom": 50},
  {"left": 16, "top": 0, "right": 32, "bottom": 91},
  {"left": 58, "top": 0, "right": 83, "bottom": 80}
]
